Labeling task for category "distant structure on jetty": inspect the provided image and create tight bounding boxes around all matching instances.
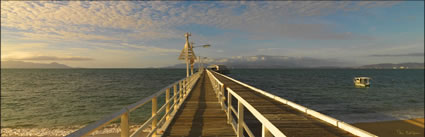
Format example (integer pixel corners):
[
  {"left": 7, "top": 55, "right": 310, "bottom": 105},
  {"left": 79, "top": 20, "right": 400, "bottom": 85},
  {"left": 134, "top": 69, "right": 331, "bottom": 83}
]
[{"left": 67, "top": 33, "right": 377, "bottom": 137}]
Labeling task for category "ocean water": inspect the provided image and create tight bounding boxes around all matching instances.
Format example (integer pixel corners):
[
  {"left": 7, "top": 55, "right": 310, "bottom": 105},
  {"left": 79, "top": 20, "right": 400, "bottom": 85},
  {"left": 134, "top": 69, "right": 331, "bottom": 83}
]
[
  {"left": 1, "top": 69, "right": 424, "bottom": 136},
  {"left": 228, "top": 69, "right": 424, "bottom": 123}
]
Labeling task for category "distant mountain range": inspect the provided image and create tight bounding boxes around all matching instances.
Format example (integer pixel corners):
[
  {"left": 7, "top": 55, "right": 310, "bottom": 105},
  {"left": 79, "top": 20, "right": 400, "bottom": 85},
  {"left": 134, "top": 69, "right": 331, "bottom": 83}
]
[
  {"left": 2, "top": 56, "right": 423, "bottom": 69},
  {"left": 167, "top": 55, "right": 424, "bottom": 69},
  {"left": 167, "top": 55, "right": 351, "bottom": 68},
  {"left": 1, "top": 61, "right": 71, "bottom": 68},
  {"left": 358, "top": 62, "right": 424, "bottom": 69}
]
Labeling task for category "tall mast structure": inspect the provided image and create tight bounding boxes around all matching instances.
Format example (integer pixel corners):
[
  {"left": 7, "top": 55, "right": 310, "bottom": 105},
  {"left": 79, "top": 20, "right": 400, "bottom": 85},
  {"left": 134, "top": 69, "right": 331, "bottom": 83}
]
[{"left": 178, "top": 32, "right": 196, "bottom": 77}]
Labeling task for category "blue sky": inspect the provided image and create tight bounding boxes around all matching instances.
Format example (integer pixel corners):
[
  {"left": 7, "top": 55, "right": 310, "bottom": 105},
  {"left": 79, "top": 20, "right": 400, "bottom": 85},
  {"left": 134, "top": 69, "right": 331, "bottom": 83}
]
[{"left": 1, "top": 1, "right": 424, "bottom": 68}]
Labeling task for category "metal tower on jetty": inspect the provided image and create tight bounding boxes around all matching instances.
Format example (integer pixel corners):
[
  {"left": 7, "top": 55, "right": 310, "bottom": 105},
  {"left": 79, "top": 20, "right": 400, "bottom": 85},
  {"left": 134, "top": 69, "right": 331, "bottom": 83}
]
[{"left": 178, "top": 32, "right": 196, "bottom": 77}]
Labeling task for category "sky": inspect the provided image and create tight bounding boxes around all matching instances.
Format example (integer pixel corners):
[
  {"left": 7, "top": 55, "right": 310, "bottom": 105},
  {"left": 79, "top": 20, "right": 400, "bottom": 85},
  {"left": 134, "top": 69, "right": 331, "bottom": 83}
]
[{"left": 1, "top": 1, "right": 424, "bottom": 68}]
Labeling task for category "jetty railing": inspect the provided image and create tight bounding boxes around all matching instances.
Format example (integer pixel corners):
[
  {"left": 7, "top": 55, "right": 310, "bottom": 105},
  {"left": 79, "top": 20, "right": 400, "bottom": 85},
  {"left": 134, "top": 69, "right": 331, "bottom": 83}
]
[
  {"left": 206, "top": 69, "right": 378, "bottom": 137},
  {"left": 67, "top": 69, "right": 203, "bottom": 137}
]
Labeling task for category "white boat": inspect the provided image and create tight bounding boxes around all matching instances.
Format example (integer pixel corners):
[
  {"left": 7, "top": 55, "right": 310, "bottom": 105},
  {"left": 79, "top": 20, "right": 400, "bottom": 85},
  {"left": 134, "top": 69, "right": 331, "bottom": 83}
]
[{"left": 353, "top": 77, "right": 371, "bottom": 87}]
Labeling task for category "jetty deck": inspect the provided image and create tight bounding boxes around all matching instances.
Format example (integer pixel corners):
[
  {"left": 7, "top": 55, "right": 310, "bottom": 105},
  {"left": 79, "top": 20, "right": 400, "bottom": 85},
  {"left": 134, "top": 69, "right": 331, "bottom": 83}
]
[
  {"left": 210, "top": 72, "right": 357, "bottom": 137},
  {"left": 163, "top": 71, "right": 356, "bottom": 137},
  {"left": 67, "top": 69, "right": 376, "bottom": 137},
  {"left": 163, "top": 73, "right": 235, "bottom": 137}
]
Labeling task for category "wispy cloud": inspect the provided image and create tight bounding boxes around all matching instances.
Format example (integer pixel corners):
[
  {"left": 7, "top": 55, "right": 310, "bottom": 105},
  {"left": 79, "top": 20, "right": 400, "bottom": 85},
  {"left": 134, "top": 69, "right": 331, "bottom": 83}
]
[
  {"left": 1, "top": 1, "right": 420, "bottom": 67},
  {"left": 1, "top": 1, "right": 399, "bottom": 42},
  {"left": 121, "top": 43, "right": 180, "bottom": 53},
  {"left": 369, "top": 53, "right": 424, "bottom": 57}
]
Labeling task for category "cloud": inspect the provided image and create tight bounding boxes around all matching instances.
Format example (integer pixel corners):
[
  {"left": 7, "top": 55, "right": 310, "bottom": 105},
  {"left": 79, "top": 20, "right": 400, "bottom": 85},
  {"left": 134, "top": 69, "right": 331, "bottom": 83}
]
[
  {"left": 1, "top": 1, "right": 177, "bottom": 41},
  {"left": 120, "top": 43, "right": 180, "bottom": 53},
  {"left": 369, "top": 53, "right": 424, "bottom": 57},
  {"left": 1, "top": 1, "right": 410, "bottom": 67},
  {"left": 1, "top": 1, "right": 399, "bottom": 42},
  {"left": 186, "top": 1, "right": 396, "bottom": 40},
  {"left": 238, "top": 23, "right": 374, "bottom": 40}
]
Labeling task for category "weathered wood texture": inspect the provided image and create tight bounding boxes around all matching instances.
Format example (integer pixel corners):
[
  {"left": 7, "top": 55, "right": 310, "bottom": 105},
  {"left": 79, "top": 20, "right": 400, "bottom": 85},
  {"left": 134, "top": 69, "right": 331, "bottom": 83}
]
[
  {"left": 163, "top": 73, "right": 236, "bottom": 137},
  {"left": 211, "top": 72, "right": 357, "bottom": 137}
]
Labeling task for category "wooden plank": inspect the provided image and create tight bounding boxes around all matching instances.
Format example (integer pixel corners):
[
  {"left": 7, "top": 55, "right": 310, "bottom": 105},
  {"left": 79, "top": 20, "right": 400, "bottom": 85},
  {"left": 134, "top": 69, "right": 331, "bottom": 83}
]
[{"left": 163, "top": 73, "right": 235, "bottom": 137}]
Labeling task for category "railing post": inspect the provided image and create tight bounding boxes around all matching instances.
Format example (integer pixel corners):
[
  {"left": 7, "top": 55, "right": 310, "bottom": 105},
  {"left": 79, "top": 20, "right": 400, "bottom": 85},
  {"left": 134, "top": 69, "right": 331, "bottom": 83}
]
[
  {"left": 227, "top": 91, "right": 232, "bottom": 124},
  {"left": 166, "top": 88, "right": 170, "bottom": 121},
  {"left": 152, "top": 96, "right": 158, "bottom": 137},
  {"left": 220, "top": 84, "right": 225, "bottom": 109},
  {"left": 215, "top": 82, "right": 219, "bottom": 97},
  {"left": 120, "top": 112, "right": 129, "bottom": 137},
  {"left": 262, "top": 125, "right": 273, "bottom": 137},
  {"left": 182, "top": 80, "right": 186, "bottom": 96},
  {"left": 179, "top": 81, "right": 183, "bottom": 102},
  {"left": 173, "top": 84, "right": 178, "bottom": 111},
  {"left": 237, "top": 101, "right": 244, "bottom": 137},
  {"left": 184, "top": 77, "right": 188, "bottom": 96},
  {"left": 185, "top": 79, "right": 188, "bottom": 95},
  {"left": 214, "top": 81, "right": 218, "bottom": 91}
]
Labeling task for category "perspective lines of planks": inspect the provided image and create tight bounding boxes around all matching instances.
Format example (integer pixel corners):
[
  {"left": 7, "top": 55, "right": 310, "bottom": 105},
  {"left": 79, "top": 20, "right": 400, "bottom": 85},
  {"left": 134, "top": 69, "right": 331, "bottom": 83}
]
[
  {"left": 163, "top": 73, "right": 236, "bottom": 137},
  {"left": 211, "top": 72, "right": 357, "bottom": 137}
]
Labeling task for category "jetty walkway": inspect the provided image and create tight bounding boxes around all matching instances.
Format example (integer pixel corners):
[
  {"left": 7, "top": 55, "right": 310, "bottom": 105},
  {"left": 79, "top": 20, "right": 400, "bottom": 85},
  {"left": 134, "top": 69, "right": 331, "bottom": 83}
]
[
  {"left": 208, "top": 71, "right": 356, "bottom": 137},
  {"left": 163, "top": 72, "right": 235, "bottom": 136},
  {"left": 67, "top": 69, "right": 377, "bottom": 137}
]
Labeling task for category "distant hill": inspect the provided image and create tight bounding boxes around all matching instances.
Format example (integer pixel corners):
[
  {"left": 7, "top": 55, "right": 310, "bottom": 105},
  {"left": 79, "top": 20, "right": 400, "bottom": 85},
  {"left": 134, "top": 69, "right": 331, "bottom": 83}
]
[
  {"left": 358, "top": 63, "right": 424, "bottom": 69},
  {"left": 166, "top": 55, "right": 350, "bottom": 69},
  {"left": 166, "top": 55, "right": 424, "bottom": 69},
  {"left": 1, "top": 61, "right": 72, "bottom": 68}
]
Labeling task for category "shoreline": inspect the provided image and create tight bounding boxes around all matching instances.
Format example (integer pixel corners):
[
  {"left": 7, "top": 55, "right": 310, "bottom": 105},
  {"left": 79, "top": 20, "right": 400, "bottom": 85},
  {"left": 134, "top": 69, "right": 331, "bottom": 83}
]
[{"left": 2, "top": 118, "right": 424, "bottom": 137}]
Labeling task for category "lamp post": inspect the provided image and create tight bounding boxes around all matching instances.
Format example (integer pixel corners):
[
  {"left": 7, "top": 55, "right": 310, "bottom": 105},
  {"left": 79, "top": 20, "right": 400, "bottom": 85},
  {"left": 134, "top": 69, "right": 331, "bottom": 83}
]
[
  {"left": 198, "top": 56, "right": 208, "bottom": 71},
  {"left": 190, "top": 43, "right": 210, "bottom": 74},
  {"left": 193, "top": 44, "right": 211, "bottom": 48}
]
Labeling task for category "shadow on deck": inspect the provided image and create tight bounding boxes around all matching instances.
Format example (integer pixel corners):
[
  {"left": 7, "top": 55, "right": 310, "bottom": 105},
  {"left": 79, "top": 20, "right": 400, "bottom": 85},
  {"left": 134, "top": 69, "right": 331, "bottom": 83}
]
[{"left": 162, "top": 73, "right": 235, "bottom": 137}]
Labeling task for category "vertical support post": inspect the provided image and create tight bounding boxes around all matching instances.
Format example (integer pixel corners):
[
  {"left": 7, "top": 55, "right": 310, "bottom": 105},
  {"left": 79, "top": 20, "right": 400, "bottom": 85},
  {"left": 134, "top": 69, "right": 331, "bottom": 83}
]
[
  {"left": 173, "top": 84, "right": 178, "bottom": 111},
  {"left": 187, "top": 78, "right": 190, "bottom": 92},
  {"left": 182, "top": 80, "right": 186, "bottom": 96},
  {"left": 186, "top": 59, "right": 190, "bottom": 77},
  {"left": 183, "top": 79, "right": 188, "bottom": 97},
  {"left": 185, "top": 33, "right": 190, "bottom": 78},
  {"left": 179, "top": 81, "right": 183, "bottom": 102},
  {"left": 262, "top": 125, "right": 273, "bottom": 137},
  {"left": 237, "top": 101, "right": 244, "bottom": 137},
  {"left": 166, "top": 88, "right": 170, "bottom": 121},
  {"left": 152, "top": 96, "right": 158, "bottom": 137},
  {"left": 227, "top": 91, "right": 232, "bottom": 124},
  {"left": 220, "top": 84, "right": 225, "bottom": 108},
  {"left": 214, "top": 83, "right": 217, "bottom": 96},
  {"left": 187, "top": 79, "right": 190, "bottom": 92},
  {"left": 120, "top": 112, "right": 129, "bottom": 137}
]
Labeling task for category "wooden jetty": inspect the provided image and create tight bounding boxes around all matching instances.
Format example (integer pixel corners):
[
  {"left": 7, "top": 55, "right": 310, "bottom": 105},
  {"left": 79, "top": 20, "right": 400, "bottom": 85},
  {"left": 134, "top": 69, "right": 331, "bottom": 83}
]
[
  {"left": 67, "top": 69, "right": 377, "bottom": 137},
  {"left": 163, "top": 72, "right": 235, "bottom": 137}
]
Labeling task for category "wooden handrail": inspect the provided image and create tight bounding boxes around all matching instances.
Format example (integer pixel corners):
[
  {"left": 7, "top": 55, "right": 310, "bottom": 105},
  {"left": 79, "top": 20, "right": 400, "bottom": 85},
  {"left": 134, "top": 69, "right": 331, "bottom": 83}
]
[
  {"left": 227, "top": 87, "right": 287, "bottom": 137},
  {"left": 67, "top": 70, "right": 203, "bottom": 137},
  {"left": 206, "top": 69, "right": 378, "bottom": 137}
]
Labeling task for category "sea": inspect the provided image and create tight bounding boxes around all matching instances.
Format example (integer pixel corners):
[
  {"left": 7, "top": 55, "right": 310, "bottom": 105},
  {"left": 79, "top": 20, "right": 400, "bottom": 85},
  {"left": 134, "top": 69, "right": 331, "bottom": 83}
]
[{"left": 1, "top": 69, "right": 424, "bottom": 136}]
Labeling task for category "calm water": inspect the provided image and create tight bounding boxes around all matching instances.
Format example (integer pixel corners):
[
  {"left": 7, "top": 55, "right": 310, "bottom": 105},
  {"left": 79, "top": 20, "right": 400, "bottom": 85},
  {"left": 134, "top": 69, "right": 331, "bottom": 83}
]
[{"left": 1, "top": 69, "right": 424, "bottom": 134}]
